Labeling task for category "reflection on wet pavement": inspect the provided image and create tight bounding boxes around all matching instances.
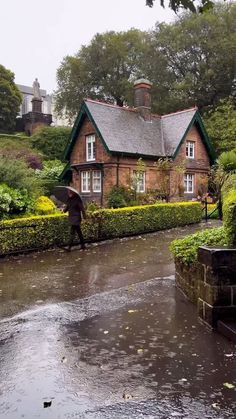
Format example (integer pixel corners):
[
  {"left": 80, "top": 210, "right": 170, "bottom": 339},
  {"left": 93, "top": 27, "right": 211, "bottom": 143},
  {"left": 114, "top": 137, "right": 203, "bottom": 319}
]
[{"left": 0, "top": 221, "right": 235, "bottom": 418}]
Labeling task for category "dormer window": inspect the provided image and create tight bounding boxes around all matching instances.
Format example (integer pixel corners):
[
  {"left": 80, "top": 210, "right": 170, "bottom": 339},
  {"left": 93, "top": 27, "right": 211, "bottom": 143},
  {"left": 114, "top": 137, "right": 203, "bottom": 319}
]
[
  {"left": 186, "top": 141, "right": 195, "bottom": 159},
  {"left": 86, "top": 134, "right": 96, "bottom": 161}
]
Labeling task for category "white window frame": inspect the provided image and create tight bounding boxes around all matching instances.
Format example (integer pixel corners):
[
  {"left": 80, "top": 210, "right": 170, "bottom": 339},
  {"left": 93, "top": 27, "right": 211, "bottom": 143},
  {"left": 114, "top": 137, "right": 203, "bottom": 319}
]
[
  {"left": 135, "top": 171, "right": 145, "bottom": 193},
  {"left": 186, "top": 141, "right": 195, "bottom": 159},
  {"left": 184, "top": 173, "right": 194, "bottom": 194},
  {"left": 92, "top": 170, "right": 101, "bottom": 193},
  {"left": 81, "top": 171, "right": 91, "bottom": 192},
  {"left": 86, "top": 134, "right": 96, "bottom": 161}
]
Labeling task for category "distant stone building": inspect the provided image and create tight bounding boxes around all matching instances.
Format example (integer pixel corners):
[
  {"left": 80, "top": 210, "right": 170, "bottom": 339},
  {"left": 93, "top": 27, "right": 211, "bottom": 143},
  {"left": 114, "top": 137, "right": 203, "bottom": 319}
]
[{"left": 17, "top": 81, "right": 68, "bottom": 134}]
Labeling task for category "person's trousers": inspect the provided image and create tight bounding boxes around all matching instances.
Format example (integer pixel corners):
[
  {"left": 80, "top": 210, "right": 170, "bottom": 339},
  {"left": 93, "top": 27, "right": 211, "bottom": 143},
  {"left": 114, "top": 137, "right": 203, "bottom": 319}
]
[{"left": 69, "top": 224, "right": 85, "bottom": 248}]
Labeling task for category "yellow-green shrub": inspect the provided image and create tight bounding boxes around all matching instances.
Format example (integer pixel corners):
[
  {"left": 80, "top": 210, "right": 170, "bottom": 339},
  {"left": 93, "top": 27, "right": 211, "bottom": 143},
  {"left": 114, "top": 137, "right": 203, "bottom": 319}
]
[
  {"left": 32, "top": 196, "right": 56, "bottom": 215},
  {"left": 0, "top": 201, "right": 202, "bottom": 255},
  {"left": 223, "top": 189, "right": 236, "bottom": 246}
]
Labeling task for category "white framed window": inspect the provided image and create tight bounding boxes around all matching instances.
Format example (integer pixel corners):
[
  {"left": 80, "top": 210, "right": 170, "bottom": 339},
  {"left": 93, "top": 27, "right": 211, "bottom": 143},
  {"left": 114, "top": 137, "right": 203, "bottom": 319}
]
[
  {"left": 81, "top": 171, "right": 91, "bottom": 192},
  {"left": 134, "top": 171, "right": 145, "bottom": 193},
  {"left": 86, "top": 135, "right": 96, "bottom": 161},
  {"left": 184, "top": 173, "right": 194, "bottom": 193},
  {"left": 186, "top": 141, "right": 195, "bottom": 159},
  {"left": 92, "top": 171, "right": 101, "bottom": 192}
]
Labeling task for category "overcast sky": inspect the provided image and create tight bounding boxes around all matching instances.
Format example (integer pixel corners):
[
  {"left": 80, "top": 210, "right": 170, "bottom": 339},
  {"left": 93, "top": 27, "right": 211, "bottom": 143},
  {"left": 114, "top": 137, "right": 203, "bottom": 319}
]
[{"left": 1, "top": 0, "right": 175, "bottom": 94}]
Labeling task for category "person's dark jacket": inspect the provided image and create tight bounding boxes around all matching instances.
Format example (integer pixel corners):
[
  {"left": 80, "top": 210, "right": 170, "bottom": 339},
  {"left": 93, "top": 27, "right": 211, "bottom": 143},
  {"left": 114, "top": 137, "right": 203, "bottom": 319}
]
[{"left": 64, "top": 196, "right": 86, "bottom": 225}]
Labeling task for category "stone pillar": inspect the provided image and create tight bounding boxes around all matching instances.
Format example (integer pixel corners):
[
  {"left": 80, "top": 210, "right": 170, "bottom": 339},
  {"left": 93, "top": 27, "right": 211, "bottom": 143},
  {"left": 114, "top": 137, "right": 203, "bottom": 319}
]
[
  {"left": 197, "top": 246, "right": 236, "bottom": 327},
  {"left": 32, "top": 98, "right": 43, "bottom": 113}
]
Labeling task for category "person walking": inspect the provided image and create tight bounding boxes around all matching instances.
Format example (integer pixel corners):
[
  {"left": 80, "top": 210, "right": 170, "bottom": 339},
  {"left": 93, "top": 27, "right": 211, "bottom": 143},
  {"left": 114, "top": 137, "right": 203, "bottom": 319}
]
[{"left": 63, "top": 189, "right": 87, "bottom": 251}]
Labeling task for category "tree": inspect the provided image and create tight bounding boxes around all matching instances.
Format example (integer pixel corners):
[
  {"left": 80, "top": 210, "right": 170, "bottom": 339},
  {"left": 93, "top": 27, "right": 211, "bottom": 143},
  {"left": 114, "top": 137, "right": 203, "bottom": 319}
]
[
  {"left": 203, "top": 99, "right": 236, "bottom": 155},
  {"left": 209, "top": 151, "right": 236, "bottom": 219},
  {"left": 146, "top": 0, "right": 215, "bottom": 13},
  {"left": 147, "top": 3, "right": 236, "bottom": 114},
  {"left": 31, "top": 126, "right": 71, "bottom": 160},
  {"left": 55, "top": 4, "right": 236, "bottom": 120},
  {"left": 55, "top": 29, "right": 149, "bottom": 122},
  {"left": 0, "top": 64, "right": 22, "bottom": 133}
]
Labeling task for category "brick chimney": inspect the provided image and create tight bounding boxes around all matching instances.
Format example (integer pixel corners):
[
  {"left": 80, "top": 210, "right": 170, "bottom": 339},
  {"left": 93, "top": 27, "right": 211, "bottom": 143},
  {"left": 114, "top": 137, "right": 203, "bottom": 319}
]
[{"left": 134, "top": 79, "right": 152, "bottom": 121}]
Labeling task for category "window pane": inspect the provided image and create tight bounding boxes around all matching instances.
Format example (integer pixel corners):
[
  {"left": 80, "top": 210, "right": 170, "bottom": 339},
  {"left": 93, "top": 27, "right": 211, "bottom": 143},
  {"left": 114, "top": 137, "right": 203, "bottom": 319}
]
[
  {"left": 93, "top": 170, "right": 101, "bottom": 192},
  {"left": 81, "top": 171, "right": 90, "bottom": 192},
  {"left": 86, "top": 135, "right": 96, "bottom": 161}
]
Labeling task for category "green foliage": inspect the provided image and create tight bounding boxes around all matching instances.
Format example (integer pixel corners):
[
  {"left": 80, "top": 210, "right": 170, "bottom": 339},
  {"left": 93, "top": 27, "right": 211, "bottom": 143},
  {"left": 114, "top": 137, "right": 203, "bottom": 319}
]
[
  {"left": 221, "top": 174, "right": 236, "bottom": 197},
  {"left": 31, "top": 126, "right": 71, "bottom": 160},
  {"left": 148, "top": 3, "right": 236, "bottom": 114},
  {"left": 0, "top": 201, "right": 201, "bottom": 255},
  {"left": 98, "top": 201, "right": 202, "bottom": 239},
  {"left": 217, "top": 151, "right": 236, "bottom": 174},
  {"left": 170, "top": 226, "right": 228, "bottom": 265},
  {"left": 0, "top": 64, "right": 22, "bottom": 132},
  {"left": 204, "top": 99, "right": 236, "bottom": 155},
  {"left": 55, "top": 29, "right": 150, "bottom": 121},
  {"left": 107, "top": 186, "right": 128, "bottom": 208},
  {"left": 0, "top": 135, "right": 43, "bottom": 169},
  {"left": 222, "top": 189, "right": 236, "bottom": 246},
  {"left": 146, "top": 0, "right": 214, "bottom": 13},
  {"left": 31, "top": 196, "right": 57, "bottom": 215},
  {"left": 55, "top": 3, "right": 236, "bottom": 119},
  {"left": 0, "top": 184, "right": 30, "bottom": 219},
  {"left": 0, "top": 157, "right": 43, "bottom": 198},
  {"left": 35, "top": 160, "right": 65, "bottom": 194}
]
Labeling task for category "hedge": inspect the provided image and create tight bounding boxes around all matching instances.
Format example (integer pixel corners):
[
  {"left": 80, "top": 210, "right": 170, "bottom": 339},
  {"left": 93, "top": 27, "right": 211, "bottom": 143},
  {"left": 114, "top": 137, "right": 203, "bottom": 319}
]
[
  {"left": 0, "top": 201, "right": 202, "bottom": 256},
  {"left": 223, "top": 189, "right": 236, "bottom": 246},
  {"left": 170, "top": 226, "right": 228, "bottom": 265}
]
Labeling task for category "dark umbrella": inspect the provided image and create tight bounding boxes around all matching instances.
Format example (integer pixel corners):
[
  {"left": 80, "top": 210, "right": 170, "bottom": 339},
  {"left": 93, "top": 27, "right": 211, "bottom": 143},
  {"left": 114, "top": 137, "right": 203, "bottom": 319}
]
[{"left": 53, "top": 186, "right": 82, "bottom": 204}]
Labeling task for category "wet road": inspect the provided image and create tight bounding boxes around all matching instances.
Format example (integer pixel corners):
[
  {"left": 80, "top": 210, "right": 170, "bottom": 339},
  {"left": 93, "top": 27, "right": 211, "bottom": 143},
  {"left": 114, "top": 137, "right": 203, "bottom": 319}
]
[{"left": 0, "top": 221, "right": 236, "bottom": 418}]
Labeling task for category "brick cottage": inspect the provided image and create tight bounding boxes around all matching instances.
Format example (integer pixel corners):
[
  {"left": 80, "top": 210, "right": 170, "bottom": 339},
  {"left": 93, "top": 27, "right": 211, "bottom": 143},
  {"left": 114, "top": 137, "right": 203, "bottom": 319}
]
[{"left": 62, "top": 79, "right": 215, "bottom": 205}]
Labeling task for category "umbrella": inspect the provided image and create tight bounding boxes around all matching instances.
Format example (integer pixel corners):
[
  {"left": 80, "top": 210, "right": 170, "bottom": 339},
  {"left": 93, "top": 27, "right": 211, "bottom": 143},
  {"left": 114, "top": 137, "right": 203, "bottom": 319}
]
[{"left": 53, "top": 186, "right": 82, "bottom": 204}]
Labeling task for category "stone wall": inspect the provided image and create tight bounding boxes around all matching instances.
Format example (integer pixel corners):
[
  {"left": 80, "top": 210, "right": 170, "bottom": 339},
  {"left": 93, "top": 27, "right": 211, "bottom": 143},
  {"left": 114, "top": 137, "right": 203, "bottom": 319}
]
[{"left": 175, "top": 246, "right": 236, "bottom": 327}]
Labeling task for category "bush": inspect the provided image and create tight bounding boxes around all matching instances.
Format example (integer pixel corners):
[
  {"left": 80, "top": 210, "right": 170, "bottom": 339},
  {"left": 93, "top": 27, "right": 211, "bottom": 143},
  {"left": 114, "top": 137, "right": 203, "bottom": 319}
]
[
  {"left": 107, "top": 186, "right": 128, "bottom": 208},
  {"left": 0, "top": 184, "right": 30, "bottom": 219},
  {"left": 0, "top": 157, "right": 44, "bottom": 197},
  {"left": 32, "top": 196, "right": 57, "bottom": 215},
  {"left": 99, "top": 202, "right": 202, "bottom": 239},
  {"left": 170, "top": 226, "right": 228, "bottom": 265},
  {"left": 31, "top": 126, "right": 71, "bottom": 160},
  {"left": 0, "top": 201, "right": 202, "bottom": 255},
  {"left": 223, "top": 189, "right": 236, "bottom": 246}
]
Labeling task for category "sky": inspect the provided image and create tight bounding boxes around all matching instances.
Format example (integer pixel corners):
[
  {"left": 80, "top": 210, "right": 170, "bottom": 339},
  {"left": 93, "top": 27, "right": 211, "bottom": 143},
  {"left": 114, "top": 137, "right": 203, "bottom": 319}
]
[{"left": 0, "top": 0, "right": 175, "bottom": 94}]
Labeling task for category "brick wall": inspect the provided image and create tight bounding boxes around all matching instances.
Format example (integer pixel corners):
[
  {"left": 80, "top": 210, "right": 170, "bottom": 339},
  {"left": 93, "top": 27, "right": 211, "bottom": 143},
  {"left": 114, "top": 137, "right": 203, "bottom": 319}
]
[{"left": 70, "top": 118, "right": 210, "bottom": 203}]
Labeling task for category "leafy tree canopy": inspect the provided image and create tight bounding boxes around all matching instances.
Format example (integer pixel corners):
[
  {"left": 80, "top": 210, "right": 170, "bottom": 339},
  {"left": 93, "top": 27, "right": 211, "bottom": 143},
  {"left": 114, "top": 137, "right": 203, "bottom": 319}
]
[
  {"left": 146, "top": 0, "right": 215, "bottom": 13},
  {"left": 31, "top": 126, "right": 71, "bottom": 160},
  {"left": 146, "top": 2, "right": 236, "bottom": 114},
  {"left": 203, "top": 99, "right": 236, "bottom": 155},
  {"left": 55, "top": 29, "right": 149, "bottom": 122},
  {"left": 55, "top": 3, "right": 236, "bottom": 120},
  {"left": 0, "top": 64, "right": 22, "bottom": 133}
]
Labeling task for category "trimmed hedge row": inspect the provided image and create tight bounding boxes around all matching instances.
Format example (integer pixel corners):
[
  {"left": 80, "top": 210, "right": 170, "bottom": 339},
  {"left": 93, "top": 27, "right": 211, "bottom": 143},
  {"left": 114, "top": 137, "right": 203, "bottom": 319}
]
[
  {"left": 170, "top": 226, "right": 228, "bottom": 265},
  {"left": 0, "top": 201, "right": 202, "bottom": 255},
  {"left": 223, "top": 189, "right": 236, "bottom": 246}
]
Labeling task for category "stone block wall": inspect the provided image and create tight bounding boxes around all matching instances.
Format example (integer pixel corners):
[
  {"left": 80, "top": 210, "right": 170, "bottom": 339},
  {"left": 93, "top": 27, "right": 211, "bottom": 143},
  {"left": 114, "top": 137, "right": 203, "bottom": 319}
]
[{"left": 175, "top": 246, "right": 236, "bottom": 327}]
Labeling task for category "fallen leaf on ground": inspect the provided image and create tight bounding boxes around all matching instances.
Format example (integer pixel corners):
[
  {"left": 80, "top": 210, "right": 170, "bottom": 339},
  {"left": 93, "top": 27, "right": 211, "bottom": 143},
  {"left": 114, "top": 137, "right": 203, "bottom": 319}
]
[
  {"left": 223, "top": 382, "right": 235, "bottom": 389},
  {"left": 128, "top": 309, "right": 138, "bottom": 314}
]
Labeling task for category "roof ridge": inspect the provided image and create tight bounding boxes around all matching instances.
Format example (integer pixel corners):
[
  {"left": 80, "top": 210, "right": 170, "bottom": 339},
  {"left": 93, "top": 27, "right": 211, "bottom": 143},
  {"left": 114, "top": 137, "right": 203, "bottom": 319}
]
[
  {"left": 85, "top": 98, "right": 136, "bottom": 112},
  {"left": 161, "top": 107, "right": 198, "bottom": 118},
  {"left": 85, "top": 98, "right": 163, "bottom": 117}
]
